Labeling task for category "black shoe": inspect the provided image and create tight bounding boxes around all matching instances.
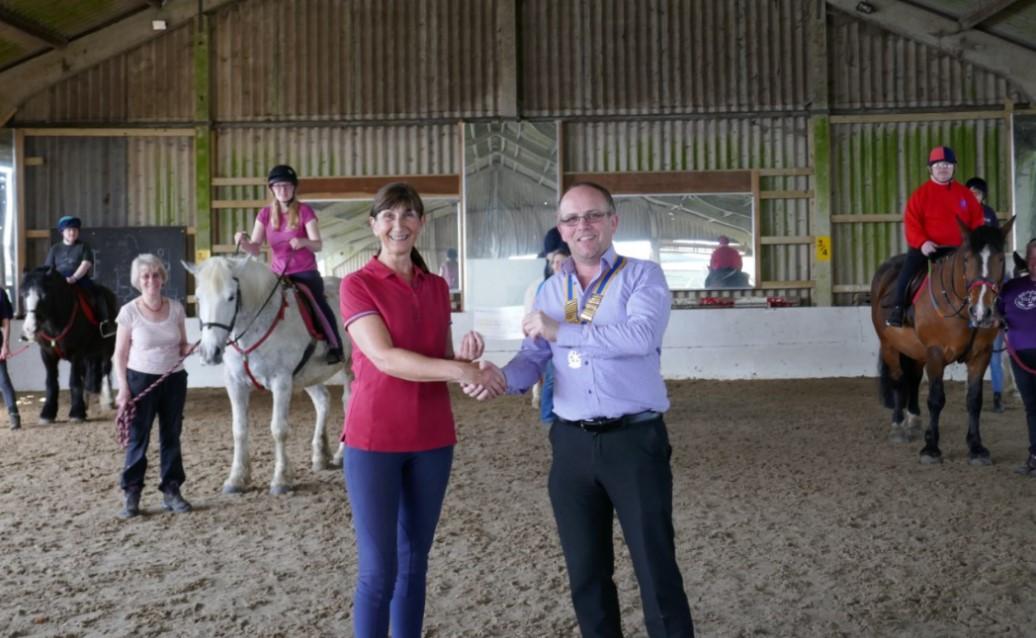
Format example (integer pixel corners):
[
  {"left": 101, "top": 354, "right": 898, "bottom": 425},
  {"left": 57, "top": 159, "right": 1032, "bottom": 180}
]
[
  {"left": 8, "top": 412, "right": 19, "bottom": 430},
  {"left": 885, "top": 306, "right": 905, "bottom": 327},
  {"left": 162, "top": 490, "right": 192, "bottom": 513},
  {"left": 325, "top": 348, "right": 343, "bottom": 365},
  {"left": 1015, "top": 453, "right": 1036, "bottom": 476},
  {"left": 118, "top": 489, "right": 141, "bottom": 519},
  {"left": 993, "top": 392, "right": 1004, "bottom": 413}
]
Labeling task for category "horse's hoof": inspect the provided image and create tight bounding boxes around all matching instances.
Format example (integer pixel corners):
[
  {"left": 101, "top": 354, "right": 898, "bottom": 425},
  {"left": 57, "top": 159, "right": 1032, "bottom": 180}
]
[
  {"left": 269, "top": 485, "right": 291, "bottom": 496},
  {"left": 70, "top": 417, "right": 85, "bottom": 424},
  {"left": 222, "top": 483, "right": 245, "bottom": 495},
  {"left": 968, "top": 455, "right": 993, "bottom": 466},
  {"left": 39, "top": 418, "right": 53, "bottom": 425},
  {"left": 888, "top": 428, "right": 909, "bottom": 444},
  {"left": 920, "top": 454, "right": 943, "bottom": 465}
]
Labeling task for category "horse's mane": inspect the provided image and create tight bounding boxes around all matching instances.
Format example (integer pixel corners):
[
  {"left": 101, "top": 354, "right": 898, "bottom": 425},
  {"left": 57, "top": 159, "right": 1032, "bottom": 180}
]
[
  {"left": 965, "top": 224, "right": 1004, "bottom": 255},
  {"left": 21, "top": 267, "right": 64, "bottom": 292},
  {"left": 196, "top": 256, "right": 279, "bottom": 309}
]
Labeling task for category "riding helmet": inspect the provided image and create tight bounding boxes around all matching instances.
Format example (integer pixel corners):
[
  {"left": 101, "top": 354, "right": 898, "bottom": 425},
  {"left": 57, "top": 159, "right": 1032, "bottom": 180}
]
[
  {"left": 927, "top": 146, "right": 957, "bottom": 165},
  {"left": 57, "top": 215, "right": 82, "bottom": 231},
  {"left": 965, "top": 177, "right": 988, "bottom": 196},
  {"left": 267, "top": 164, "right": 299, "bottom": 187}
]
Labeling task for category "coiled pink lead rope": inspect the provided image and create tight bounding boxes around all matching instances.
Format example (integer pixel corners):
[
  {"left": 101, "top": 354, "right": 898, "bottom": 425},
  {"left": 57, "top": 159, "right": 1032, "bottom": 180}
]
[{"left": 116, "top": 341, "right": 199, "bottom": 448}]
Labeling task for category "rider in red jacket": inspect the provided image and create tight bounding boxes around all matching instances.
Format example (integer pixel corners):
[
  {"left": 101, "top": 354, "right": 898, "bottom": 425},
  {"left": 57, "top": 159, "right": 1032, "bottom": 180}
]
[{"left": 886, "top": 146, "right": 985, "bottom": 327}]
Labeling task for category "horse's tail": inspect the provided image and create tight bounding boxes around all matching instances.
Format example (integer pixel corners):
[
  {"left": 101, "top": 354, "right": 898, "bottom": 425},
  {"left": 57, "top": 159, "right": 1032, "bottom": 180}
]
[{"left": 878, "top": 355, "right": 896, "bottom": 409}]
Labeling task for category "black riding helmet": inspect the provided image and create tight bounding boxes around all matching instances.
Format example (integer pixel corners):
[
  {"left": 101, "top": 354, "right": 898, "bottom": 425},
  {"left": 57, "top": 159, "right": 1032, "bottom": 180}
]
[
  {"left": 965, "top": 177, "right": 988, "bottom": 196},
  {"left": 267, "top": 164, "right": 299, "bottom": 187}
]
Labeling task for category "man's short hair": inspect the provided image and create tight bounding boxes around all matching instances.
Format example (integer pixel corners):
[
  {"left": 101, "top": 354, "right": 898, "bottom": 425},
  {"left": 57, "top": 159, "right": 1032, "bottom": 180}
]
[{"left": 560, "top": 181, "right": 616, "bottom": 214}]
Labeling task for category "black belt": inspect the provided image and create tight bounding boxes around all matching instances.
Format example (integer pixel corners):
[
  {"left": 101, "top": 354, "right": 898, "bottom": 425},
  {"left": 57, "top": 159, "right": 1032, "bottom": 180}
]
[{"left": 556, "top": 410, "right": 661, "bottom": 433}]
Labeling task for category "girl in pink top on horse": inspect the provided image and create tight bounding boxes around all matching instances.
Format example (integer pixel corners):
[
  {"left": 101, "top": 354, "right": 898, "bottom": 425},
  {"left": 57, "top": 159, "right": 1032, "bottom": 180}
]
[{"left": 234, "top": 164, "right": 344, "bottom": 364}]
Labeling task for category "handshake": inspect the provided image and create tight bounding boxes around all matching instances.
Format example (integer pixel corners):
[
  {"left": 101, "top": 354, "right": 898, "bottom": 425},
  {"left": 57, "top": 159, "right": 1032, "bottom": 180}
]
[{"left": 454, "top": 330, "right": 506, "bottom": 401}]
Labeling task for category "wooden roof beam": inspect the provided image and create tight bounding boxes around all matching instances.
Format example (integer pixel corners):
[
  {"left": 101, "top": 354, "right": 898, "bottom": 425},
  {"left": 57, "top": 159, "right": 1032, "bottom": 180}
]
[
  {"left": 826, "top": 0, "right": 1036, "bottom": 101},
  {"left": 0, "top": 0, "right": 241, "bottom": 127},
  {"left": 0, "top": 6, "right": 68, "bottom": 48},
  {"left": 957, "top": 0, "right": 1025, "bottom": 31}
]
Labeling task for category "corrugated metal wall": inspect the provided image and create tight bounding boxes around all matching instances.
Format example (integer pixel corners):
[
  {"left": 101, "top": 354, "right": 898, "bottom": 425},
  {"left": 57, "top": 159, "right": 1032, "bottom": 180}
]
[
  {"left": 828, "top": 12, "right": 1013, "bottom": 110},
  {"left": 564, "top": 117, "right": 812, "bottom": 298},
  {"left": 522, "top": 0, "right": 812, "bottom": 116},
  {"left": 830, "top": 116, "right": 1007, "bottom": 305},
  {"left": 14, "top": 23, "right": 196, "bottom": 124},
  {"left": 212, "top": 0, "right": 503, "bottom": 121},
  {"left": 213, "top": 124, "right": 459, "bottom": 244}
]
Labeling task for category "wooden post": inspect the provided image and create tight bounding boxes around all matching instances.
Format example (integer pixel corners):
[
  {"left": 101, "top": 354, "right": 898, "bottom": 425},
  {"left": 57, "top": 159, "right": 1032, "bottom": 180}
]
[
  {"left": 193, "top": 11, "right": 212, "bottom": 264},
  {"left": 496, "top": 0, "right": 519, "bottom": 118},
  {"left": 810, "top": 0, "right": 833, "bottom": 306},
  {"left": 14, "top": 128, "right": 25, "bottom": 303}
]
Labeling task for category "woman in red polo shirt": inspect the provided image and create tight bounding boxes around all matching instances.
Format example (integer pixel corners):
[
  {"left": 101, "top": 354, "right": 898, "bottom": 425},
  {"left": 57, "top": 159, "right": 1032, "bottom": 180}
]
[{"left": 339, "top": 182, "right": 502, "bottom": 638}]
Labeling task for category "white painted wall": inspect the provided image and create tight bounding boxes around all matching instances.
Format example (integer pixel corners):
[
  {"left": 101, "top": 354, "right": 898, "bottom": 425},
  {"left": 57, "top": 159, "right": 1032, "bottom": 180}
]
[{"left": 8, "top": 307, "right": 981, "bottom": 390}]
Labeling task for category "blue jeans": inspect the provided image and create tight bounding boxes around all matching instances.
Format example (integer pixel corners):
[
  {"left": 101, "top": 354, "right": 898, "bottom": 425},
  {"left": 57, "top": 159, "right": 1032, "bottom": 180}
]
[
  {"left": 540, "top": 361, "right": 556, "bottom": 423},
  {"left": 0, "top": 358, "right": 17, "bottom": 414},
  {"left": 344, "top": 445, "right": 453, "bottom": 638},
  {"left": 991, "top": 332, "right": 1004, "bottom": 393}
]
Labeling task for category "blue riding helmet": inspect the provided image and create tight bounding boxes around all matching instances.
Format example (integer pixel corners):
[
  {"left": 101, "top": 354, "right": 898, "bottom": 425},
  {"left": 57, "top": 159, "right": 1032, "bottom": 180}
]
[{"left": 57, "top": 216, "right": 82, "bottom": 231}]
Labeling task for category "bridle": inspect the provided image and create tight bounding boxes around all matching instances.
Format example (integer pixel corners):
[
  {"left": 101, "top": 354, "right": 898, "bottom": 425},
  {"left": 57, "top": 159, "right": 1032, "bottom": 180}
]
[
  {"left": 199, "top": 274, "right": 284, "bottom": 348},
  {"left": 929, "top": 247, "right": 1002, "bottom": 323}
]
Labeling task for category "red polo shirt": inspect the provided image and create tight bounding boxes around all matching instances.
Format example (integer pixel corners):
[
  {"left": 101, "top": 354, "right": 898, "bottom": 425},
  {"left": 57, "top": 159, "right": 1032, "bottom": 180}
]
[{"left": 339, "top": 257, "right": 456, "bottom": 452}]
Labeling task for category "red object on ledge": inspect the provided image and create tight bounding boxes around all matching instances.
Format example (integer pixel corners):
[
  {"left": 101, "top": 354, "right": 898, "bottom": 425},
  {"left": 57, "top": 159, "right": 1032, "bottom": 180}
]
[
  {"left": 766, "top": 296, "right": 797, "bottom": 308},
  {"left": 699, "top": 297, "right": 736, "bottom": 307}
]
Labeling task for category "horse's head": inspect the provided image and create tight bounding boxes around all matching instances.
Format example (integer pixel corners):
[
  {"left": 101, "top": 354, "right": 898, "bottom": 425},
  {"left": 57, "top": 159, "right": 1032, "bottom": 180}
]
[
  {"left": 184, "top": 255, "right": 273, "bottom": 365},
  {"left": 959, "top": 217, "right": 1015, "bottom": 328},
  {"left": 19, "top": 267, "right": 66, "bottom": 342}
]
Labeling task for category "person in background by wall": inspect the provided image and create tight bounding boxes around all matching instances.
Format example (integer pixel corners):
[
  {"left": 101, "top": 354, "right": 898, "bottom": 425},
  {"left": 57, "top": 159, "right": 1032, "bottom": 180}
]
[
  {"left": 0, "top": 288, "right": 20, "bottom": 430},
  {"left": 996, "top": 238, "right": 1036, "bottom": 476},
  {"left": 437, "top": 247, "right": 460, "bottom": 291},
  {"left": 113, "top": 254, "right": 192, "bottom": 519},
  {"left": 886, "top": 147, "right": 985, "bottom": 327},
  {"left": 966, "top": 176, "right": 1006, "bottom": 412},
  {"left": 235, "top": 164, "right": 344, "bottom": 365},
  {"left": 44, "top": 215, "right": 111, "bottom": 333},
  {"left": 522, "top": 228, "right": 570, "bottom": 424}
]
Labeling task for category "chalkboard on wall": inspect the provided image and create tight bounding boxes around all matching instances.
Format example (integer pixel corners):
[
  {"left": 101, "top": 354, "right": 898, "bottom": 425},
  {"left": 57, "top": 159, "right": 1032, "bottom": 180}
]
[{"left": 50, "top": 227, "right": 188, "bottom": 307}]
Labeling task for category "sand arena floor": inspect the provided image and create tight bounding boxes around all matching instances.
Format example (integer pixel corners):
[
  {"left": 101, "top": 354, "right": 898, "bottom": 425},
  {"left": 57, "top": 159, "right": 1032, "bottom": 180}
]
[{"left": 1, "top": 378, "right": 1034, "bottom": 637}]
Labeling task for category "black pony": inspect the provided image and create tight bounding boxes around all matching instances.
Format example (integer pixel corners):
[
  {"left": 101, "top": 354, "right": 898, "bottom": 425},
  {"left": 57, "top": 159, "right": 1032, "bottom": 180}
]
[{"left": 20, "top": 267, "right": 117, "bottom": 423}]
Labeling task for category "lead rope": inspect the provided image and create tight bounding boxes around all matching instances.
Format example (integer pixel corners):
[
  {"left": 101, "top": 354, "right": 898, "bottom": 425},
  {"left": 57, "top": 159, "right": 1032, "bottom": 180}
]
[{"left": 116, "top": 341, "right": 199, "bottom": 449}]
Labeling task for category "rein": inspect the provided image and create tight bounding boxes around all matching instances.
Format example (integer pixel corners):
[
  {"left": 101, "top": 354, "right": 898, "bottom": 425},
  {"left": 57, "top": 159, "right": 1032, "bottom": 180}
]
[
  {"left": 37, "top": 293, "right": 80, "bottom": 350},
  {"left": 927, "top": 246, "right": 1001, "bottom": 322},
  {"left": 1004, "top": 333, "right": 1036, "bottom": 376}
]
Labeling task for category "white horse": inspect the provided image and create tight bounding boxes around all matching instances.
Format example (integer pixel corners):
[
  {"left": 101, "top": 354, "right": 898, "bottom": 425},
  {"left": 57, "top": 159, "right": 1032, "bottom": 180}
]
[{"left": 184, "top": 256, "right": 352, "bottom": 495}]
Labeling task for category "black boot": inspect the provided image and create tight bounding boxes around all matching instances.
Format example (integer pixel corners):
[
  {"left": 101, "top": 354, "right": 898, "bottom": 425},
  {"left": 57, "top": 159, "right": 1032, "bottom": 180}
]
[
  {"left": 1015, "top": 453, "right": 1036, "bottom": 476},
  {"left": 886, "top": 306, "right": 905, "bottom": 327},
  {"left": 993, "top": 392, "right": 1004, "bottom": 413},
  {"left": 325, "top": 347, "right": 343, "bottom": 365},
  {"left": 162, "top": 488, "right": 192, "bottom": 513},
  {"left": 8, "top": 412, "right": 19, "bottom": 430},
  {"left": 118, "top": 488, "right": 141, "bottom": 519}
]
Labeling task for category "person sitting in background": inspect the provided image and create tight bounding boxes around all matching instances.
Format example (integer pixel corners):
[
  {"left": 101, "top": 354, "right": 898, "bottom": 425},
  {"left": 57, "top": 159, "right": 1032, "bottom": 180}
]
[
  {"left": 997, "top": 239, "right": 1036, "bottom": 477},
  {"left": 113, "top": 254, "right": 192, "bottom": 518},
  {"left": 44, "top": 215, "right": 111, "bottom": 332},
  {"left": 234, "top": 164, "right": 344, "bottom": 364},
  {"left": 706, "top": 235, "right": 747, "bottom": 288},
  {"left": 0, "top": 288, "right": 20, "bottom": 430},
  {"left": 886, "top": 146, "right": 984, "bottom": 327},
  {"left": 966, "top": 176, "right": 1006, "bottom": 412}
]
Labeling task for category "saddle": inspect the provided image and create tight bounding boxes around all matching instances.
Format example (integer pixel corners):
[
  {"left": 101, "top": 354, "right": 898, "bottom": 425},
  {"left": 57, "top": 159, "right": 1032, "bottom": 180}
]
[
  {"left": 283, "top": 280, "right": 326, "bottom": 342},
  {"left": 879, "top": 249, "right": 956, "bottom": 327}
]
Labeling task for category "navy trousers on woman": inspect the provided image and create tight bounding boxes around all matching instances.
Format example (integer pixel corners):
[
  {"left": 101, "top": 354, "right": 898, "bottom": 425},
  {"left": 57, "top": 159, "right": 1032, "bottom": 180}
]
[
  {"left": 344, "top": 445, "right": 453, "bottom": 638},
  {"left": 548, "top": 415, "right": 694, "bottom": 638},
  {"left": 120, "top": 369, "right": 188, "bottom": 493}
]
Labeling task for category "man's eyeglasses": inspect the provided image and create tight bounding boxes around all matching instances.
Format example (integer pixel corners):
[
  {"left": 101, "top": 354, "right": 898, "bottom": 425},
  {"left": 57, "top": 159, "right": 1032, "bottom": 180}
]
[{"left": 558, "top": 211, "right": 611, "bottom": 227}]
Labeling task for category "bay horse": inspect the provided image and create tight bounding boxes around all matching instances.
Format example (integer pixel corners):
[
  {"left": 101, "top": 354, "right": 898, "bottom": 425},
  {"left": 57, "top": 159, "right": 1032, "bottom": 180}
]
[
  {"left": 184, "top": 255, "right": 352, "bottom": 495},
  {"left": 20, "top": 267, "right": 116, "bottom": 423},
  {"left": 871, "top": 219, "right": 1014, "bottom": 465}
]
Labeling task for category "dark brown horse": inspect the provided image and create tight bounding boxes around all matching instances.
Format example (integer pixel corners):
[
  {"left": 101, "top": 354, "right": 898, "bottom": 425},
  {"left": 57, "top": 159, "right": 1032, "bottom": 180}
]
[{"left": 871, "top": 219, "right": 1014, "bottom": 465}]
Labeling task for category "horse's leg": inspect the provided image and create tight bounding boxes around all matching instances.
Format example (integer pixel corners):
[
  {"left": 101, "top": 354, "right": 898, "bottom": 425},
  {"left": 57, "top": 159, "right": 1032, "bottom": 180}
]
[
  {"left": 68, "top": 358, "right": 87, "bottom": 422},
  {"left": 39, "top": 351, "right": 59, "bottom": 424},
  {"left": 100, "top": 359, "right": 114, "bottom": 411},
  {"left": 965, "top": 355, "right": 993, "bottom": 466},
  {"left": 269, "top": 378, "right": 294, "bottom": 495},
  {"left": 904, "top": 357, "right": 924, "bottom": 441},
  {"left": 304, "top": 384, "right": 332, "bottom": 472},
  {"left": 879, "top": 347, "right": 908, "bottom": 441},
  {"left": 333, "top": 373, "right": 353, "bottom": 466},
  {"left": 921, "top": 350, "right": 947, "bottom": 464},
  {"left": 223, "top": 378, "right": 253, "bottom": 494}
]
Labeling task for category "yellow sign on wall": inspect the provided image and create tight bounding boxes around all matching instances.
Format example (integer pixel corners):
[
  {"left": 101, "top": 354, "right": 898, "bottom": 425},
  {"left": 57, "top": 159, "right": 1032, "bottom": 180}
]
[
  {"left": 195, "top": 249, "right": 211, "bottom": 263},
  {"left": 815, "top": 236, "right": 831, "bottom": 262}
]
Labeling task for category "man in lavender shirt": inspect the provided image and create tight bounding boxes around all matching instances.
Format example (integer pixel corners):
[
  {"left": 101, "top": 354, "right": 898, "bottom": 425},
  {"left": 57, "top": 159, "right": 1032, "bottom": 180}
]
[{"left": 467, "top": 182, "right": 693, "bottom": 637}]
